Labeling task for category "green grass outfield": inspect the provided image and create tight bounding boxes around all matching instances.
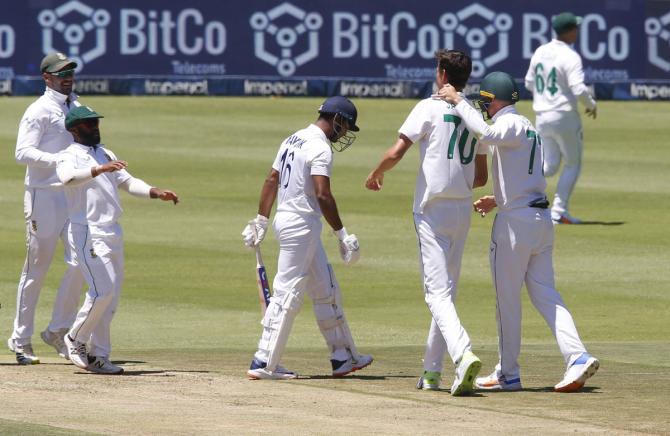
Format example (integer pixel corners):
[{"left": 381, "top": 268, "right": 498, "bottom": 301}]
[{"left": 0, "top": 97, "right": 669, "bottom": 434}]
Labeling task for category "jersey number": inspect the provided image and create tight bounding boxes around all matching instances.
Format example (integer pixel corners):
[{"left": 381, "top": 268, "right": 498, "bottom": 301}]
[
  {"left": 443, "top": 115, "right": 477, "bottom": 164},
  {"left": 279, "top": 149, "right": 295, "bottom": 188},
  {"left": 534, "top": 63, "right": 558, "bottom": 96},
  {"left": 526, "top": 130, "right": 540, "bottom": 175}
]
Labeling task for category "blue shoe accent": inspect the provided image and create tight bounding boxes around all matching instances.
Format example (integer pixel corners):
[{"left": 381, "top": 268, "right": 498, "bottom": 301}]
[
  {"left": 571, "top": 353, "right": 592, "bottom": 367},
  {"left": 249, "top": 358, "right": 267, "bottom": 370},
  {"left": 503, "top": 376, "right": 521, "bottom": 385}
]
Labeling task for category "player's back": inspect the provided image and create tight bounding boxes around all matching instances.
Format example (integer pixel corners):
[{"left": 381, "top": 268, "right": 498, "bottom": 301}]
[
  {"left": 400, "top": 97, "right": 482, "bottom": 213},
  {"left": 526, "top": 40, "right": 583, "bottom": 113},
  {"left": 489, "top": 109, "right": 546, "bottom": 211},
  {"left": 272, "top": 124, "right": 332, "bottom": 217}
]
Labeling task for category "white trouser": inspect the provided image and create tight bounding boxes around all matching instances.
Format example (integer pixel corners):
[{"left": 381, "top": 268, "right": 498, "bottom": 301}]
[
  {"left": 12, "top": 188, "right": 84, "bottom": 346},
  {"left": 414, "top": 198, "right": 473, "bottom": 372},
  {"left": 489, "top": 208, "right": 587, "bottom": 379},
  {"left": 68, "top": 223, "right": 124, "bottom": 358},
  {"left": 254, "top": 212, "right": 360, "bottom": 370},
  {"left": 536, "top": 110, "right": 583, "bottom": 218}
]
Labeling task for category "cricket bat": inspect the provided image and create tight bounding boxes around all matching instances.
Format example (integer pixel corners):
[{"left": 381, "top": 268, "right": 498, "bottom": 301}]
[{"left": 254, "top": 245, "right": 271, "bottom": 316}]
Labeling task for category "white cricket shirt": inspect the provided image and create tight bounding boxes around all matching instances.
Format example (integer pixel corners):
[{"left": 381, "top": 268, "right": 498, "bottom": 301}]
[
  {"left": 455, "top": 101, "right": 546, "bottom": 211},
  {"left": 15, "top": 87, "right": 79, "bottom": 188},
  {"left": 56, "top": 143, "right": 134, "bottom": 229},
  {"left": 524, "top": 39, "right": 596, "bottom": 113},
  {"left": 272, "top": 124, "right": 333, "bottom": 217},
  {"left": 399, "top": 96, "right": 486, "bottom": 213}
]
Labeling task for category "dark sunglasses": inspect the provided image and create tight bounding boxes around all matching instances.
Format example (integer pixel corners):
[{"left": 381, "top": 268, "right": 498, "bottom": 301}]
[{"left": 50, "top": 69, "right": 75, "bottom": 78}]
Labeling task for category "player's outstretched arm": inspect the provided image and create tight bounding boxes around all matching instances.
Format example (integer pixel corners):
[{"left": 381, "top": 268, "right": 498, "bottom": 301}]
[
  {"left": 365, "top": 134, "right": 413, "bottom": 191},
  {"left": 150, "top": 188, "right": 179, "bottom": 204}
]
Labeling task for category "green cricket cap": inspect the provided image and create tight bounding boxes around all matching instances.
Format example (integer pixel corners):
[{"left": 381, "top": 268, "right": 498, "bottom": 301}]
[
  {"left": 40, "top": 52, "right": 77, "bottom": 73},
  {"left": 479, "top": 71, "right": 520, "bottom": 103},
  {"left": 65, "top": 106, "right": 103, "bottom": 129},
  {"left": 552, "top": 12, "right": 582, "bottom": 34}
]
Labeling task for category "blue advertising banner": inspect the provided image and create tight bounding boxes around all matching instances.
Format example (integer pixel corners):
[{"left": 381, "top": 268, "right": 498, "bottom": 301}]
[{"left": 0, "top": 0, "right": 668, "bottom": 97}]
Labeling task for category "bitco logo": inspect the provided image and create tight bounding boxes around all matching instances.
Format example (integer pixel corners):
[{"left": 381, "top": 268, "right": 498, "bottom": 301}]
[
  {"left": 250, "top": 3, "right": 323, "bottom": 77},
  {"left": 38, "top": 0, "right": 110, "bottom": 71},
  {"left": 646, "top": 10, "right": 670, "bottom": 72},
  {"left": 38, "top": 0, "right": 227, "bottom": 72}
]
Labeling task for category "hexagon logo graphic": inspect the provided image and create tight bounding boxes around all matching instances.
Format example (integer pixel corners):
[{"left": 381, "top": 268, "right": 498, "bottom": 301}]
[
  {"left": 646, "top": 11, "right": 670, "bottom": 72},
  {"left": 38, "top": 0, "right": 110, "bottom": 72},
  {"left": 250, "top": 2, "right": 323, "bottom": 77},
  {"left": 440, "top": 3, "right": 512, "bottom": 78}
]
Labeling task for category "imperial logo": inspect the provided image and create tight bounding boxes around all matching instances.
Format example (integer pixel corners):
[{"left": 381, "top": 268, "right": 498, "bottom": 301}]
[
  {"left": 38, "top": 0, "right": 110, "bottom": 71},
  {"left": 645, "top": 11, "right": 670, "bottom": 72},
  {"left": 250, "top": 2, "right": 323, "bottom": 77}
]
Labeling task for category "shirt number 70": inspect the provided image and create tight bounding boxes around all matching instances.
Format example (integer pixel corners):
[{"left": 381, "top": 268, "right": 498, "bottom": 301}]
[{"left": 443, "top": 115, "right": 477, "bottom": 164}]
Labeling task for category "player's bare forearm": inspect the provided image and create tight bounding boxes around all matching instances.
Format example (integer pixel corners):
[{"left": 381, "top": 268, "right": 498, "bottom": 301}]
[
  {"left": 365, "top": 135, "right": 412, "bottom": 191},
  {"left": 257, "top": 169, "right": 279, "bottom": 218},
  {"left": 473, "top": 154, "right": 488, "bottom": 188},
  {"left": 313, "top": 175, "right": 343, "bottom": 230},
  {"left": 150, "top": 188, "right": 179, "bottom": 204}
]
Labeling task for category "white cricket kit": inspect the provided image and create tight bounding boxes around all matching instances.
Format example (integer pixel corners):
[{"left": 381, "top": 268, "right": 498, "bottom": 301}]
[
  {"left": 524, "top": 39, "right": 597, "bottom": 219},
  {"left": 399, "top": 97, "right": 486, "bottom": 371},
  {"left": 11, "top": 87, "right": 84, "bottom": 347},
  {"left": 254, "top": 124, "right": 363, "bottom": 371},
  {"left": 57, "top": 143, "right": 152, "bottom": 358},
  {"left": 455, "top": 100, "right": 588, "bottom": 380}
]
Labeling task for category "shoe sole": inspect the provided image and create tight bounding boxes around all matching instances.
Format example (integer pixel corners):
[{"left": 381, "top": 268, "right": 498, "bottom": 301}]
[
  {"left": 555, "top": 359, "right": 600, "bottom": 393},
  {"left": 247, "top": 370, "right": 298, "bottom": 380},
  {"left": 451, "top": 359, "right": 482, "bottom": 396},
  {"left": 332, "top": 357, "right": 374, "bottom": 378},
  {"left": 475, "top": 379, "right": 523, "bottom": 391}
]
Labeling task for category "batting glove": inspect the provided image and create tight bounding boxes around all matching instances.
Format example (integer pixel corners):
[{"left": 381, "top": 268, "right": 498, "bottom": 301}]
[
  {"left": 334, "top": 227, "right": 360, "bottom": 266},
  {"left": 242, "top": 214, "right": 269, "bottom": 248}
]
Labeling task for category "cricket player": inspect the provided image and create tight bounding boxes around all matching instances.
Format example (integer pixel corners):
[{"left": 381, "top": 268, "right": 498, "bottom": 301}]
[
  {"left": 9, "top": 52, "right": 85, "bottom": 364},
  {"left": 435, "top": 71, "right": 599, "bottom": 393},
  {"left": 242, "top": 96, "right": 373, "bottom": 380},
  {"left": 56, "top": 106, "right": 179, "bottom": 374},
  {"left": 524, "top": 12, "right": 597, "bottom": 224},
  {"left": 365, "top": 50, "right": 488, "bottom": 396}
]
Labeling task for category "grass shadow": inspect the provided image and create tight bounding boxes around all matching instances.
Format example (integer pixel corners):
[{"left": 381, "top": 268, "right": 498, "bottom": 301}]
[{"left": 575, "top": 221, "right": 625, "bottom": 226}]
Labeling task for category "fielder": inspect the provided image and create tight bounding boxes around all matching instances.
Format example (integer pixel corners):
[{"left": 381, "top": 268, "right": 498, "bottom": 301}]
[
  {"left": 436, "top": 72, "right": 599, "bottom": 393},
  {"left": 242, "top": 96, "right": 373, "bottom": 380},
  {"left": 57, "top": 106, "right": 179, "bottom": 374},
  {"left": 524, "top": 12, "right": 597, "bottom": 224},
  {"left": 9, "top": 52, "right": 85, "bottom": 364},
  {"left": 366, "top": 50, "right": 487, "bottom": 396}
]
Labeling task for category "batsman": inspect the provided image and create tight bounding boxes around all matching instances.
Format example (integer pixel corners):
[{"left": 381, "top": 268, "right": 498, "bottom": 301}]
[{"left": 242, "top": 96, "right": 373, "bottom": 380}]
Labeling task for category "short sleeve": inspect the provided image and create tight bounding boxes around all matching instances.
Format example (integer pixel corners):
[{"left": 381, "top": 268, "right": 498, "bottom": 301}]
[
  {"left": 398, "top": 101, "right": 429, "bottom": 143},
  {"left": 310, "top": 144, "right": 332, "bottom": 177},
  {"left": 271, "top": 144, "right": 284, "bottom": 172}
]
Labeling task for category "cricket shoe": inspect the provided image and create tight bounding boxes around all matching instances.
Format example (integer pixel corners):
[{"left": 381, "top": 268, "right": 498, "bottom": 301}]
[
  {"left": 247, "top": 358, "right": 298, "bottom": 380},
  {"left": 552, "top": 212, "right": 582, "bottom": 225},
  {"left": 416, "top": 371, "right": 441, "bottom": 390},
  {"left": 40, "top": 328, "right": 69, "bottom": 359},
  {"left": 331, "top": 354, "right": 373, "bottom": 377},
  {"left": 7, "top": 338, "right": 40, "bottom": 365},
  {"left": 475, "top": 370, "right": 522, "bottom": 391},
  {"left": 451, "top": 351, "right": 482, "bottom": 396},
  {"left": 87, "top": 356, "right": 124, "bottom": 375},
  {"left": 554, "top": 353, "right": 599, "bottom": 393},
  {"left": 64, "top": 334, "right": 89, "bottom": 369}
]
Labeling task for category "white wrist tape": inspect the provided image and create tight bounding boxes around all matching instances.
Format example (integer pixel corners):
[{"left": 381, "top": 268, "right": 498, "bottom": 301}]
[{"left": 334, "top": 227, "right": 348, "bottom": 241}]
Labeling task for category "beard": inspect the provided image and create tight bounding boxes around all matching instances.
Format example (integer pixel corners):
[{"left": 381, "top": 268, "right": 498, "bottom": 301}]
[{"left": 78, "top": 130, "right": 101, "bottom": 146}]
